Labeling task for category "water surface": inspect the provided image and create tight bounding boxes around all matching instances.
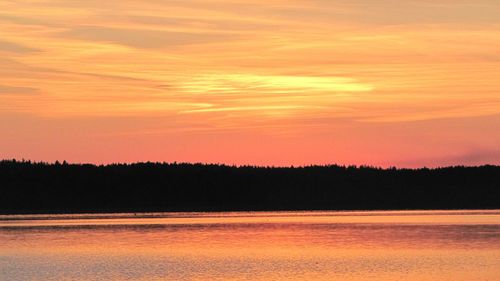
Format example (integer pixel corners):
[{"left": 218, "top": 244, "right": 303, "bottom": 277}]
[{"left": 1, "top": 210, "right": 499, "bottom": 281}]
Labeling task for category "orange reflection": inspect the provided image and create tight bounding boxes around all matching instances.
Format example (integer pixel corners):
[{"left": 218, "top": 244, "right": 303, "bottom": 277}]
[{"left": 1, "top": 211, "right": 499, "bottom": 281}]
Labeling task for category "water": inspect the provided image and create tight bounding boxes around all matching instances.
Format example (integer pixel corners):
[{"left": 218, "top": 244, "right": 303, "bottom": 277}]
[{"left": 1, "top": 210, "right": 499, "bottom": 281}]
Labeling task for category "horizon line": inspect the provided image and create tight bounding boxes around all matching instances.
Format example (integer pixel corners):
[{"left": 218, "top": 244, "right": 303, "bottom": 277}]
[{"left": 2, "top": 159, "right": 499, "bottom": 171}]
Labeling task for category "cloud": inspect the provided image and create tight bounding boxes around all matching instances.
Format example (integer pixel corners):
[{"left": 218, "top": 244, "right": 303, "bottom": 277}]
[
  {"left": 0, "top": 85, "right": 39, "bottom": 94},
  {"left": 60, "top": 26, "right": 237, "bottom": 48},
  {"left": 127, "top": 15, "right": 281, "bottom": 32},
  {"left": 0, "top": 14, "right": 53, "bottom": 27},
  {"left": 0, "top": 40, "right": 39, "bottom": 53},
  {"left": 399, "top": 148, "right": 500, "bottom": 168},
  {"left": 450, "top": 149, "right": 500, "bottom": 165}
]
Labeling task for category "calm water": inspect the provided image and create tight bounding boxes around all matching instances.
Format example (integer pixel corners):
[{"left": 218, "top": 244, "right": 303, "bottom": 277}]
[{"left": 1, "top": 210, "right": 499, "bottom": 281}]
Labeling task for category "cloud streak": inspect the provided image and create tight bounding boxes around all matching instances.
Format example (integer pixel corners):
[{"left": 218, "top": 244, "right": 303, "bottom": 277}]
[
  {"left": 0, "top": 40, "right": 39, "bottom": 53},
  {"left": 61, "top": 26, "right": 238, "bottom": 49},
  {"left": 0, "top": 85, "right": 39, "bottom": 94}
]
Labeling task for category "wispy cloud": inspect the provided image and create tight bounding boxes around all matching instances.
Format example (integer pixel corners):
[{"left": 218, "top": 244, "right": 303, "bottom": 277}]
[
  {"left": 0, "top": 40, "right": 39, "bottom": 53},
  {"left": 0, "top": 85, "right": 39, "bottom": 94},
  {"left": 60, "top": 26, "right": 239, "bottom": 49},
  {"left": 399, "top": 148, "right": 500, "bottom": 168}
]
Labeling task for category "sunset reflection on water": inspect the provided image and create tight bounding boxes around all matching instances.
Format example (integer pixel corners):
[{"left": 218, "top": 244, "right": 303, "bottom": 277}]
[{"left": 1, "top": 210, "right": 499, "bottom": 281}]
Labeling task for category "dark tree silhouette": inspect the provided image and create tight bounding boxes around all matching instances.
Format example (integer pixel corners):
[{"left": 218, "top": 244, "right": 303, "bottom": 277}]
[{"left": 0, "top": 160, "right": 498, "bottom": 214}]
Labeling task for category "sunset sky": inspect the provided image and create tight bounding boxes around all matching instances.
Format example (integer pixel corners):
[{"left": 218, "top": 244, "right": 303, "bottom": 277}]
[{"left": 1, "top": 0, "right": 499, "bottom": 167}]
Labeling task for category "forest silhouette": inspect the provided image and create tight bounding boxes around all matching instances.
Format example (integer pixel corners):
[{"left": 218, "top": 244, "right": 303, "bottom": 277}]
[{"left": 0, "top": 160, "right": 498, "bottom": 214}]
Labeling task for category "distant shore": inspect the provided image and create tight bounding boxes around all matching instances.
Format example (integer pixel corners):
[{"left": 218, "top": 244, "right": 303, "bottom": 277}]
[
  {"left": 1, "top": 160, "right": 499, "bottom": 214},
  {"left": 1, "top": 209, "right": 499, "bottom": 217}
]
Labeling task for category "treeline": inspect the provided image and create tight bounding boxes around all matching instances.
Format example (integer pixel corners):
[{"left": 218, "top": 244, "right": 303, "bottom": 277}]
[{"left": 0, "top": 160, "right": 499, "bottom": 214}]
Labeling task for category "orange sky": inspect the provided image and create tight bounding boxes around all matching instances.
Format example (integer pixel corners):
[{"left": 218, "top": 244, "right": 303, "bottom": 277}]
[{"left": 1, "top": 0, "right": 499, "bottom": 167}]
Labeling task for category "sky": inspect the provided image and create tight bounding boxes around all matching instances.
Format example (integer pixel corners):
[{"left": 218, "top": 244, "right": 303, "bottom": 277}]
[{"left": 1, "top": 0, "right": 499, "bottom": 167}]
